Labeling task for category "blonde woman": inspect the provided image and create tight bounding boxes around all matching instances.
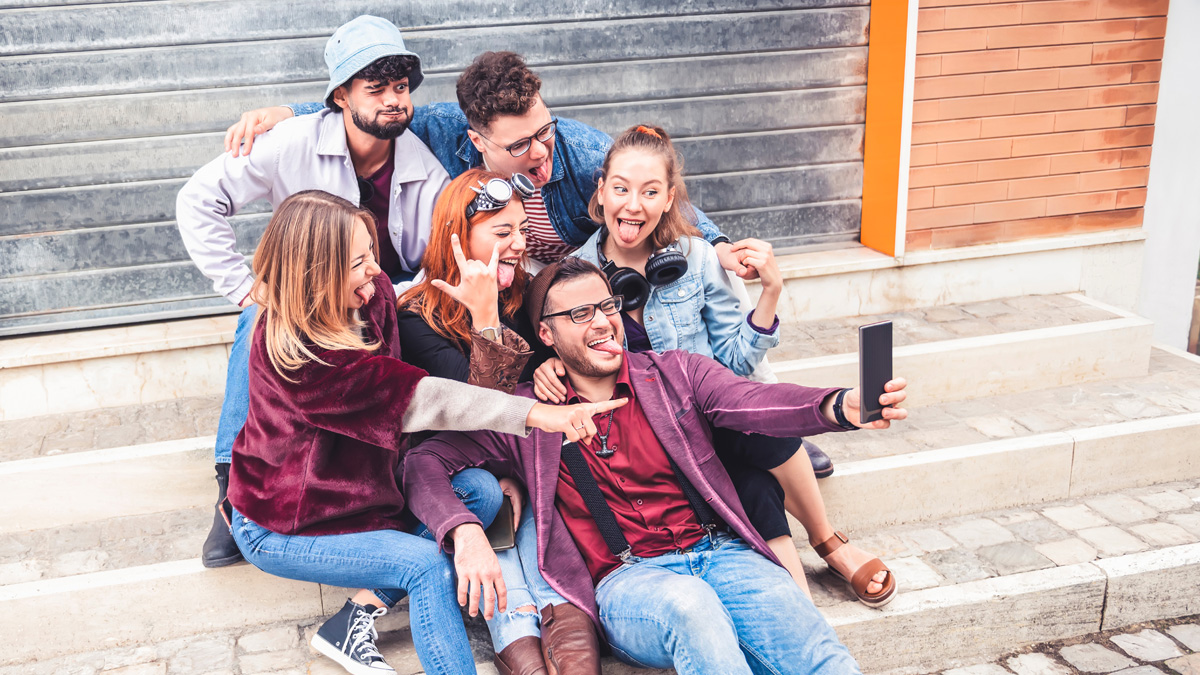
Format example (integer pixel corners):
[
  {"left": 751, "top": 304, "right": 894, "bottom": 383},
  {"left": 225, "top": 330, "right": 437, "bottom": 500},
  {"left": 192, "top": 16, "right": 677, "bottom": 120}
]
[{"left": 225, "top": 190, "right": 623, "bottom": 675}]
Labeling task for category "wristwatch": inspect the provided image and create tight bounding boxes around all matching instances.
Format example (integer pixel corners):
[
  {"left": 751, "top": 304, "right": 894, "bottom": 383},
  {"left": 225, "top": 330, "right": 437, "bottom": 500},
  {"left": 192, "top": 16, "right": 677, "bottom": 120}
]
[
  {"left": 710, "top": 234, "right": 732, "bottom": 247},
  {"left": 479, "top": 326, "right": 502, "bottom": 342},
  {"left": 832, "top": 389, "right": 859, "bottom": 431}
]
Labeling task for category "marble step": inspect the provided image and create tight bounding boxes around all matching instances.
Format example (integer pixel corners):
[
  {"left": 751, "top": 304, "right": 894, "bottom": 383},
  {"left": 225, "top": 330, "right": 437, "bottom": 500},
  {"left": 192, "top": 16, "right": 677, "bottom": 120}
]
[
  {"left": 771, "top": 292, "right": 1152, "bottom": 407},
  {"left": 1, "top": 476, "right": 1196, "bottom": 673},
  {"left": 0, "top": 292, "right": 1151, "bottom": 425},
  {"left": 6, "top": 347, "right": 1199, "bottom": 543}
]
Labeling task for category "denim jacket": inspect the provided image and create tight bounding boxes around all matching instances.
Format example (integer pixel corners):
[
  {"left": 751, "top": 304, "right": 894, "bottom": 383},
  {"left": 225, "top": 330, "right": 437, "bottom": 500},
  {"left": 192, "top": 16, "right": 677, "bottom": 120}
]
[
  {"left": 288, "top": 101, "right": 724, "bottom": 248},
  {"left": 574, "top": 231, "right": 779, "bottom": 376}
]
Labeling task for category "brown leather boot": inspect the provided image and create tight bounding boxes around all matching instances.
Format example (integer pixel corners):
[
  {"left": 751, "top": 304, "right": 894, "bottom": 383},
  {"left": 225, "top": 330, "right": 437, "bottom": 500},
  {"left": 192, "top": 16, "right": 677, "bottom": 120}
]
[
  {"left": 539, "top": 603, "right": 601, "bottom": 675},
  {"left": 493, "top": 635, "right": 548, "bottom": 675}
]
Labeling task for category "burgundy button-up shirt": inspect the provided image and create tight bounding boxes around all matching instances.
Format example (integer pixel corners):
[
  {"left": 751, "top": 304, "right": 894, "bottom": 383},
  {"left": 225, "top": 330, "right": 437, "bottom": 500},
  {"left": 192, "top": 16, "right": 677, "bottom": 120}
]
[{"left": 557, "top": 358, "right": 713, "bottom": 583}]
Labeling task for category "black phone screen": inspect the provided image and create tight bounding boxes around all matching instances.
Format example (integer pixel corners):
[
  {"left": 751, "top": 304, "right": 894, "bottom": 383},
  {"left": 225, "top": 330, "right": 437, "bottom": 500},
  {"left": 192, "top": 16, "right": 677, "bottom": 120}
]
[
  {"left": 859, "top": 320, "right": 893, "bottom": 424},
  {"left": 485, "top": 494, "right": 516, "bottom": 551}
]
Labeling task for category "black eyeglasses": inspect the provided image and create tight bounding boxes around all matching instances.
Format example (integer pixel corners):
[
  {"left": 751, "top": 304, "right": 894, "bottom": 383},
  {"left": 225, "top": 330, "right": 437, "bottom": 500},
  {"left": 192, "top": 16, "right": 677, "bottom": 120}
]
[
  {"left": 473, "top": 118, "right": 557, "bottom": 157},
  {"left": 542, "top": 295, "right": 623, "bottom": 324}
]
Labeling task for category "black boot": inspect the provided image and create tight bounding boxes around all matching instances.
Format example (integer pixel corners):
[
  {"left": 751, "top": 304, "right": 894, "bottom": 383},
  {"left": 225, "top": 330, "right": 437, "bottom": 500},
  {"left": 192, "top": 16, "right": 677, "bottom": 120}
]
[
  {"left": 803, "top": 440, "right": 835, "bottom": 479},
  {"left": 201, "top": 463, "right": 243, "bottom": 568}
]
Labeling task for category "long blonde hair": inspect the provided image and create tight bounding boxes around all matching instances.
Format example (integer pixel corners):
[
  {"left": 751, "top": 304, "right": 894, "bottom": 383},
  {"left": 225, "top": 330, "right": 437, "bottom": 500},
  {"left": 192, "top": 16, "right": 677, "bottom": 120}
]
[{"left": 251, "top": 190, "right": 380, "bottom": 381}]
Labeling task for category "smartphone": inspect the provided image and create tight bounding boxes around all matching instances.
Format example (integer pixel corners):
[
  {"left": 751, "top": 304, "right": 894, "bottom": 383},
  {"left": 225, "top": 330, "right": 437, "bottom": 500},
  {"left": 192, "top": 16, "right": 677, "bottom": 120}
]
[
  {"left": 858, "top": 320, "right": 893, "bottom": 424},
  {"left": 485, "top": 494, "right": 516, "bottom": 551}
]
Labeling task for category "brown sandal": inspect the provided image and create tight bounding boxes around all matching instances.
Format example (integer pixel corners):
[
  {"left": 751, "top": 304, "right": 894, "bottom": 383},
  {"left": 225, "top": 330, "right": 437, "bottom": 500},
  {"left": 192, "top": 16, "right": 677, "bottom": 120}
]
[{"left": 813, "top": 531, "right": 897, "bottom": 609}]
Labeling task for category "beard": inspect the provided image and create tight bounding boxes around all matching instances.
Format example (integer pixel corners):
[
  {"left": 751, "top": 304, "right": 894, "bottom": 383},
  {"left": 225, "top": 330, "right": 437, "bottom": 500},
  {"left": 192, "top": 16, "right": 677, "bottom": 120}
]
[
  {"left": 348, "top": 104, "right": 411, "bottom": 140},
  {"left": 550, "top": 327, "right": 623, "bottom": 379}
]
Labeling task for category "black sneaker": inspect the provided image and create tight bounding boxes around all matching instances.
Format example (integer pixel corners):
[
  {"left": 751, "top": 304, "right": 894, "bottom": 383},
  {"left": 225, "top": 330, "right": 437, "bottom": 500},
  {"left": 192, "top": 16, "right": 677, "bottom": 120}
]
[{"left": 311, "top": 599, "right": 396, "bottom": 675}]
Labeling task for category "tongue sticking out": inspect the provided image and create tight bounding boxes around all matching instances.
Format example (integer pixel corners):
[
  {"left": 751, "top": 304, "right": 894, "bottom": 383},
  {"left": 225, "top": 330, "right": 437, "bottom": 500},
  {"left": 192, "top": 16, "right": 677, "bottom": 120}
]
[
  {"left": 355, "top": 282, "right": 374, "bottom": 305},
  {"left": 531, "top": 160, "right": 550, "bottom": 183},
  {"left": 617, "top": 220, "right": 641, "bottom": 243},
  {"left": 589, "top": 337, "right": 623, "bottom": 355},
  {"left": 497, "top": 263, "right": 515, "bottom": 289}
]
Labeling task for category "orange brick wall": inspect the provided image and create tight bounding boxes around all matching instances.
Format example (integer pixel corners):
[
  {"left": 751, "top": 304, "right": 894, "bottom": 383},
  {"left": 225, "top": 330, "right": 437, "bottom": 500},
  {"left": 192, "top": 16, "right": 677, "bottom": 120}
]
[{"left": 906, "top": 0, "right": 1166, "bottom": 251}]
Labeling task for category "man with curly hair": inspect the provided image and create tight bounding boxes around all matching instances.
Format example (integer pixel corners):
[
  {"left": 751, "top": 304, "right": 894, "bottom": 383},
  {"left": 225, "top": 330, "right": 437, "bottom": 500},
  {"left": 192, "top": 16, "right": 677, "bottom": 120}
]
[{"left": 177, "top": 15, "right": 452, "bottom": 581}]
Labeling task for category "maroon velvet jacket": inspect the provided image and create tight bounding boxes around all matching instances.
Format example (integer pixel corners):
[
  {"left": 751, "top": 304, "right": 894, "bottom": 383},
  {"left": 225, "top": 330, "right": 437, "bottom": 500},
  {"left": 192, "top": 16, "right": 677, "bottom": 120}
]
[
  {"left": 228, "top": 276, "right": 428, "bottom": 536},
  {"left": 403, "top": 349, "right": 845, "bottom": 628}
]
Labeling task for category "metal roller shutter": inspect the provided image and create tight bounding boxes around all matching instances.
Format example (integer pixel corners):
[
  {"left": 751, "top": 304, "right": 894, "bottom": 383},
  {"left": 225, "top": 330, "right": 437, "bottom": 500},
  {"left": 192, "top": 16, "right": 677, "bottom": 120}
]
[{"left": 0, "top": 0, "right": 869, "bottom": 336}]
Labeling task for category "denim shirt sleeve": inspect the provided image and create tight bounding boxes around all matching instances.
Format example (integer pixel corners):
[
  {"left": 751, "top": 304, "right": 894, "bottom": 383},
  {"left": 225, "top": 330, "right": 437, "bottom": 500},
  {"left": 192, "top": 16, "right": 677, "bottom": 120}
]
[
  {"left": 690, "top": 205, "right": 724, "bottom": 244},
  {"left": 694, "top": 238, "right": 779, "bottom": 376},
  {"left": 285, "top": 102, "right": 325, "bottom": 116}
]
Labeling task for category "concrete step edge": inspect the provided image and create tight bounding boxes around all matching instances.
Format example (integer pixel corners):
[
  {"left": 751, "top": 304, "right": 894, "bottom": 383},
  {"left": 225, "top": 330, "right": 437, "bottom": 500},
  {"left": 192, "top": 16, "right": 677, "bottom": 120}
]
[
  {"left": 773, "top": 314, "right": 1153, "bottom": 406},
  {"left": 1, "top": 539, "right": 1195, "bottom": 672},
  {"left": 823, "top": 411, "right": 1200, "bottom": 530},
  {"left": 0, "top": 434, "right": 212, "bottom": 475},
  {"left": 833, "top": 542, "right": 1200, "bottom": 674}
]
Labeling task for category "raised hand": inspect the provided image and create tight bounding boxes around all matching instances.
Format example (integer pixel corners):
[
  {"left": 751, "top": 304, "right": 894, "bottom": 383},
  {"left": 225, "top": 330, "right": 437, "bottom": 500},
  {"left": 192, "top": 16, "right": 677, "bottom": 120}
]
[
  {"left": 526, "top": 397, "right": 629, "bottom": 444},
  {"left": 731, "top": 238, "right": 782, "bottom": 293},
  {"left": 430, "top": 234, "right": 502, "bottom": 329}
]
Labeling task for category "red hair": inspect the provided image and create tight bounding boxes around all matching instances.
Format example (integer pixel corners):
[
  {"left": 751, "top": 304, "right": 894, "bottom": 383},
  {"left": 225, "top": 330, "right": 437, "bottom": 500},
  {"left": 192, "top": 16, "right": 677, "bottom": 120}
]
[{"left": 398, "top": 169, "right": 529, "bottom": 349}]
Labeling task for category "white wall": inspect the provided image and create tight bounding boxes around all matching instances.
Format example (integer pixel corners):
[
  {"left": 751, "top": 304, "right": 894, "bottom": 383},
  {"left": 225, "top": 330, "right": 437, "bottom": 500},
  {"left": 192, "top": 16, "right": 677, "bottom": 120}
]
[{"left": 1137, "top": 0, "right": 1200, "bottom": 348}]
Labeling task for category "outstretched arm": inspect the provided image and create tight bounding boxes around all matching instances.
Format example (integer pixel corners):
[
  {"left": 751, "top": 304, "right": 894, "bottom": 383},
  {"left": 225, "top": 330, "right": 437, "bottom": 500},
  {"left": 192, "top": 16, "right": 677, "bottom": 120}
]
[
  {"left": 682, "top": 352, "right": 907, "bottom": 437},
  {"left": 224, "top": 102, "right": 321, "bottom": 156}
]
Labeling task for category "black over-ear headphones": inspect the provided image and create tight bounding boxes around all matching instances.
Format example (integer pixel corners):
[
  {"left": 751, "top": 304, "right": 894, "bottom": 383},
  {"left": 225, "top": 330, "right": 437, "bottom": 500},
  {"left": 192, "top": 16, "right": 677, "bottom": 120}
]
[{"left": 596, "top": 229, "right": 688, "bottom": 311}]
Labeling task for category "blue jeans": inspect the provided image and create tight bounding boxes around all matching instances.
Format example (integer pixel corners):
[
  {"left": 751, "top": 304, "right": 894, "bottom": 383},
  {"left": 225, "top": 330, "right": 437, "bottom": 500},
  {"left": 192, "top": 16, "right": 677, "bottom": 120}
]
[
  {"left": 214, "top": 304, "right": 256, "bottom": 464},
  {"left": 484, "top": 502, "right": 569, "bottom": 653},
  {"left": 596, "top": 533, "right": 861, "bottom": 675},
  {"left": 230, "top": 468, "right": 502, "bottom": 675}
]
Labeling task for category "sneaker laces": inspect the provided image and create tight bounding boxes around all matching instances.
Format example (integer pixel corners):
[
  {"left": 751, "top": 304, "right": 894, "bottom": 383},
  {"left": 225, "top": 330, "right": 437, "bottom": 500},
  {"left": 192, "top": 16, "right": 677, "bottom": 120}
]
[{"left": 349, "top": 606, "right": 388, "bottom": 663}]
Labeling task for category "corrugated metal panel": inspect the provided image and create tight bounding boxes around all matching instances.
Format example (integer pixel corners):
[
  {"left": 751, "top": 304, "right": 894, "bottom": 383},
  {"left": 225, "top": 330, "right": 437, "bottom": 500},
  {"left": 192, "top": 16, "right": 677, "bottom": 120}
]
[{"left": 0, "top": 0, "right": 870, "bottom": 336}]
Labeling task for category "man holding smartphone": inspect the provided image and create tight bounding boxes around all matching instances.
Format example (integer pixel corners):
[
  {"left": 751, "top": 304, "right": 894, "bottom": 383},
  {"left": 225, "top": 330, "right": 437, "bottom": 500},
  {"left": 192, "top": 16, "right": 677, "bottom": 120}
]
[{"left": 404, "top": 258, "right": 908, "bottom": 675}]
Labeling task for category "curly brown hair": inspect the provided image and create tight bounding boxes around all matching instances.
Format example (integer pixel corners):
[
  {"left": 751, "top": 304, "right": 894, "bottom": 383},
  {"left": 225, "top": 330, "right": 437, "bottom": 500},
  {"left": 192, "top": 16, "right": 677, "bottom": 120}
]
[
  {"left": 456, "top": 51, "right": 542, "bottom": 131},
  {"left": 326, "top": 55, "right": 420, "bottom": 111}
]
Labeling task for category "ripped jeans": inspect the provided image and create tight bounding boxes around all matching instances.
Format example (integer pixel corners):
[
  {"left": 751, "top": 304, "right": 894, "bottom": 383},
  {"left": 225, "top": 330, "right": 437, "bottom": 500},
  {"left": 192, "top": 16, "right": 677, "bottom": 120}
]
[{"left": 484, "top": 502, "right": 568, "bottom": 653}]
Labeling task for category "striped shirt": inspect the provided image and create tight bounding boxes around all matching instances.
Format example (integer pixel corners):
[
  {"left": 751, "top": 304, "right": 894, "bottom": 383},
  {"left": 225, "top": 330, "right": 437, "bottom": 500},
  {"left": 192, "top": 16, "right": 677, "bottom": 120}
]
[{"left": 523, "top": 188, "right": 577, "bottom": 264}]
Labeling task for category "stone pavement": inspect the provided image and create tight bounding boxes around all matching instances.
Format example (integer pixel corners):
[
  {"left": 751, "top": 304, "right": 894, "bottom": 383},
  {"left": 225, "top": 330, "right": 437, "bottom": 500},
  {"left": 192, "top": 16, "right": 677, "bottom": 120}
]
[
  {"left": 773, "top": 294, "right": 1117, "bottom": 362},
  {"left": 798, "top": 477, "right": 1200, "bottom": 608},
  {"left": 935, "top": 616, "right": 1200, "bottom": 675},
  {"left": 814, "top": 347, "right": 1200, "bottom": 463},
  {"left": 0, "top": 599, "right": 667, "bottom": 675}
]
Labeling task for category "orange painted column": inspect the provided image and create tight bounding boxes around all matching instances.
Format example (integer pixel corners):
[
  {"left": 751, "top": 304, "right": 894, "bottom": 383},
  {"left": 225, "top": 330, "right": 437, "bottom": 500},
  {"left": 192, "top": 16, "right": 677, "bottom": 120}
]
[{"left": 861, "top": 0, "right": 917, "bottom": 257}]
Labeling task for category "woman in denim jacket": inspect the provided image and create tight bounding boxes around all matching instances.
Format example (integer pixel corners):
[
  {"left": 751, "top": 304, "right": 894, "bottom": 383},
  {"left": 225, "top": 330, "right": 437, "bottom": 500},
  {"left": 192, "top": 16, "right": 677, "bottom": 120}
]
[{"left": 535, "top": 125, "right": 896, "bottom": 608}]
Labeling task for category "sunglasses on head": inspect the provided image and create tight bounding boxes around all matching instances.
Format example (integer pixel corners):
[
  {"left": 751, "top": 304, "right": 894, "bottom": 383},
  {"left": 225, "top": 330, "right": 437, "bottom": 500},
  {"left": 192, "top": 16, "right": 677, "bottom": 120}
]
[{"left": 466, "top": 173, "right": 536, "bottom": 218}]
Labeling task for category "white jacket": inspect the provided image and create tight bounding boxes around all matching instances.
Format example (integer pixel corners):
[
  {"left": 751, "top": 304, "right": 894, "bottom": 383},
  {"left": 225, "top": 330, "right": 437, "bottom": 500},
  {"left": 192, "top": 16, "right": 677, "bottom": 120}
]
[{"left": 176, "top": 109, "right": 450, "bottom": 304}]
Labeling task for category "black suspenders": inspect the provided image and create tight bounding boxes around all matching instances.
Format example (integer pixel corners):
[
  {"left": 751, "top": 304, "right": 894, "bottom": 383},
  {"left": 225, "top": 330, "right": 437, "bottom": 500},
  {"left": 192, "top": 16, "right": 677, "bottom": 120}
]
[{"left": 559, "top": 436, "right": 719, "bottom": 562}]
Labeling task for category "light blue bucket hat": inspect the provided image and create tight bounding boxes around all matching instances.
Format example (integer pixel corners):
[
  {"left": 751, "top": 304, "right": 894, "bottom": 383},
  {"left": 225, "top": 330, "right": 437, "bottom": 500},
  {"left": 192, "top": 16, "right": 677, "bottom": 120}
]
[{"left": 324, "top": 16, "right": 424, "bottom": 102}]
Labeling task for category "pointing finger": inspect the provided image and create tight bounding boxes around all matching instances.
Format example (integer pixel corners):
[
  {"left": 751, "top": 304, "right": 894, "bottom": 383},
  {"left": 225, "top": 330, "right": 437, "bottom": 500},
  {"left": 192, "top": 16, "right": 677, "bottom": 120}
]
[{"left": 592, "top": 397, "right": 628, "bottom": 414}]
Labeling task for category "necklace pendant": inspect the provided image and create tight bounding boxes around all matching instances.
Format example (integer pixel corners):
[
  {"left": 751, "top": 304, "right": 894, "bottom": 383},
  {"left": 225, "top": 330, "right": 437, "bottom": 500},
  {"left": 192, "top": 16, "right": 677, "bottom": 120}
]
[{"left": 595, "top": 437, "right": 615, "bottom": 458}]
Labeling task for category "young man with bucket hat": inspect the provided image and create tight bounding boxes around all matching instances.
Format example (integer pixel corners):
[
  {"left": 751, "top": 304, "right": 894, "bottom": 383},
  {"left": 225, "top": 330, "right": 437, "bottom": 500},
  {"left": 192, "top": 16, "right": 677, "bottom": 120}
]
[{"left": 177, "top": 15, "right": 450, "bottom": 571}]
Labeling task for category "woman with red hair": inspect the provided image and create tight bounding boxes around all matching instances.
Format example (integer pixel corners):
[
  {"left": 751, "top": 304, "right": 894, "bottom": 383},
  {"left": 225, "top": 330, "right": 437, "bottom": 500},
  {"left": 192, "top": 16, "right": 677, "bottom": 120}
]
[{"left": 398, "top": 168, "right": 601, "bottom": 675}]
